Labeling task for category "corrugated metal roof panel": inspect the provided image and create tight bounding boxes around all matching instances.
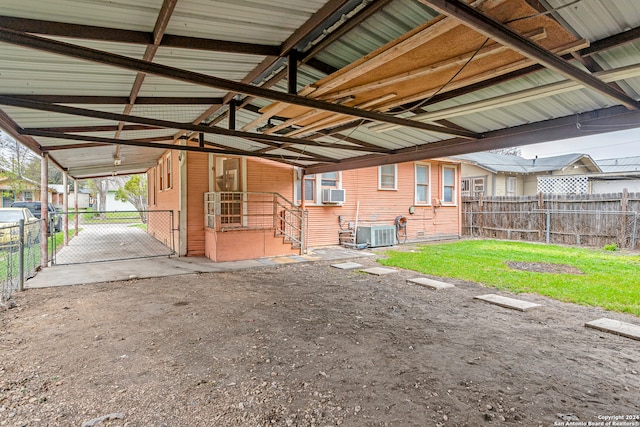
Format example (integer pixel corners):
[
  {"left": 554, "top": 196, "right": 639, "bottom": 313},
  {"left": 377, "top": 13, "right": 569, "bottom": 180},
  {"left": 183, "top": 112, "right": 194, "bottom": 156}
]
[
  {"left": 0, "top": 43, "right": 139, "bottom": 96},
  {"left": 0, "top": 0, "right": 161, "bottom": 32},
  {"left": 168, "top": 0, "right": 328, "bottom": 45},
  {"left": 549, "top": 0, "right": 640, "bottom": 41}
]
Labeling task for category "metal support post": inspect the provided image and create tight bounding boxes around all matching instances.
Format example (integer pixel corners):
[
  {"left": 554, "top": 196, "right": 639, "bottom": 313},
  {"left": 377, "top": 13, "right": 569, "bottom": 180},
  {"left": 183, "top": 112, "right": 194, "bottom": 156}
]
[
  {"left": 18, "top": 219, "right": 24, "bottom": 292},
  {"left": 545, "top": 209, "right": 551, "bottom": 244}
]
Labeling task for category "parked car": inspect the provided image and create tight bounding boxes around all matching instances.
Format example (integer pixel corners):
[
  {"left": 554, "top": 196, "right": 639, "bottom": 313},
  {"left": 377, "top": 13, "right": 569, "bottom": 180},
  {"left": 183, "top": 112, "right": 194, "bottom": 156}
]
[
  {"left": 0, "top": 207, "right": 40, "bottom": 247},
  {"left": 11, "top": 201, "right": 62, "bottom": 232}
]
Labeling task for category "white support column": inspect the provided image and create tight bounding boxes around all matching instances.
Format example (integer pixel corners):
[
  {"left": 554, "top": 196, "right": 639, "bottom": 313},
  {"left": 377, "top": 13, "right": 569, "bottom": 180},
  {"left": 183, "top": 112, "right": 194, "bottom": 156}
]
[
  {"left": 74, "top": 178, "right": 79, "bottom": 236},
  {"left": 40, "top": 153, "right": 49, "bottom": 268},
  {"left": 63, "top": 171, "right": 69, "bottom": 246}
]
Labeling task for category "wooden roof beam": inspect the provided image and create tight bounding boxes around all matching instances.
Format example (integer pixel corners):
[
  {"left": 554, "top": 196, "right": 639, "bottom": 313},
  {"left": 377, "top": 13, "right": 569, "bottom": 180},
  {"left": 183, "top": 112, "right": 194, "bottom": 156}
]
[{"left": 418, "top": 0, "right": 640, "bottom": 110}]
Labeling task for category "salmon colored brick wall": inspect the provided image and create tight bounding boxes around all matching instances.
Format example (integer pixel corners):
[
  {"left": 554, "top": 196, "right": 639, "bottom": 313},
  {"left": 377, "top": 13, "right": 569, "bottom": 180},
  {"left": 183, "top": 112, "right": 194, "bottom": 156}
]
[
  {"left": 305, "top": 161, "right": 461, "bottom": 247},
  {"left": 206, "top": 228, "right": 298, "bottom": 262},
  {"left": 147, "top": 150, "right": 179, "bottom": 252}
]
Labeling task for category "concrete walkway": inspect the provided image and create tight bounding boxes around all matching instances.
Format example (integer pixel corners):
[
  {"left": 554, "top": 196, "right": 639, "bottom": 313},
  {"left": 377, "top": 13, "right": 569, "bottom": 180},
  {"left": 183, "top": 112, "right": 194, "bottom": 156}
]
[{"left": 26, "top": 247, "right": 375, "bottom": 289}]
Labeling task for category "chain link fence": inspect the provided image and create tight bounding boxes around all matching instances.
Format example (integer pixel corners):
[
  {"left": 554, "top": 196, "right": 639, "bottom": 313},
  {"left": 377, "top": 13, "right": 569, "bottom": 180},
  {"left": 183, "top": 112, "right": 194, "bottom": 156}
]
[
  {"left": 1, "top": 220, "right": 42, "bottom": 302},
  {"left": 464, "top": 209, "right": 638, "bottom": 250},
  {"left": 51, "top": 210, "right": 175, "bottom": 265}
]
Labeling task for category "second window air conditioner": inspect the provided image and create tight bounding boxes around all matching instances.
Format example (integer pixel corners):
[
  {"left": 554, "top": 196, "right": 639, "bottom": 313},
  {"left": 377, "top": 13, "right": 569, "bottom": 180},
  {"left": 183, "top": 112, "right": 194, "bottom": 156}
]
[{"left": 322, "top": 188, "right": 346, "bottom": 204}]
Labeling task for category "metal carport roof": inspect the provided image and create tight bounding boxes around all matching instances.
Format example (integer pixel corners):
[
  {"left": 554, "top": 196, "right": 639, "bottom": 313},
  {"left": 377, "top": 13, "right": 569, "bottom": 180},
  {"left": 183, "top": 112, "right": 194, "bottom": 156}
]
[{"left": 0, "top": 0, "right": 639, "bottom": 179}]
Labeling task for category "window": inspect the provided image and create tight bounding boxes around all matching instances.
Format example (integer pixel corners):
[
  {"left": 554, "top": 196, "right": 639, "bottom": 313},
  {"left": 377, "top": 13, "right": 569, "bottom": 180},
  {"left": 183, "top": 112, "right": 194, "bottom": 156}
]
[
  {"left": 378, "top": 164, "right": 397, "bottom": 190},
  {"left": 442, "top": 166, "right": 456, "bottom": 204},
  {"left": 506, "top": 176, "right": 517, "bottom": 196},
  {"left": 300, "top": 172, "right": 341, "bottom": 204},
  {"left": 158, "top": 160, "right": 164, "bottom": 191},
  {"left": 165, "top": 153, "right": 172, "bottom": 189},
  {"left": 303, "top": 174, "right": 316, "bottom": 202},
  {"left": 414, "top": 163, "right": 430, "bottom": 205},
  {"left": 23, "top": 191, "right": 33, "bottom": 201},
  {"left": 462, "top": 177, "right": 485, "bottom": 197},
  {"left": 321, "top": 172, "right": 338, "bottom": 188}
]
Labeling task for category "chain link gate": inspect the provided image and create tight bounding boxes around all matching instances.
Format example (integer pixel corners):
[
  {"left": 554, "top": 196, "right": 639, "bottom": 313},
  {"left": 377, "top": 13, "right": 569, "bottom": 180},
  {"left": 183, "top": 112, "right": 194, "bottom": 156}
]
[{"left": 51, "top": 210, "right": 175, "bottom": 265}]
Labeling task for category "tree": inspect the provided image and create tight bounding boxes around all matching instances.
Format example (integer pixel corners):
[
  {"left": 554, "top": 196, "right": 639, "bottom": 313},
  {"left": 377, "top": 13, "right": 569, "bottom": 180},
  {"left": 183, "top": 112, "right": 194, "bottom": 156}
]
[
  {"left": 115, "top": 175, "right": 148, "bottom": 223},
  {"left": 0, "top": 131, "right": 38, "bottom": 200},
  {"left": 88, "top": 178, "right": 110, "bottom": 218},
  {"left": 490, "top": 147, "right": 522, "bottom": 156}
]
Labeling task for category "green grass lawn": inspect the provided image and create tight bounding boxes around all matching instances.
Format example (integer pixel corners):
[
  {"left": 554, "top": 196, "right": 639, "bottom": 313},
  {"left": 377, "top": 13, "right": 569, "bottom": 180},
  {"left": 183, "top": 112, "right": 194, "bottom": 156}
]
[{"left": 379, "top": 239, "right": 640, "bottom": 316}]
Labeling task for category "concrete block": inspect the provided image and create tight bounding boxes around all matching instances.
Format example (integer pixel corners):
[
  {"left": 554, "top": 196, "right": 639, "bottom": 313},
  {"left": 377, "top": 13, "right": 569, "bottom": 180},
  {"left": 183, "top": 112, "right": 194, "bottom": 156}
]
[
  {"left": 361, "top": 267, "right": 397, "bottom": 276},
  {"left": 585, "top": 318, "right": 640, "bottom": 341},
  {"left": 331, "top": 262, "right": 364, "bottom": 270},
  {"left": 474, "top": 294, "right": 541, "bottom": 311},
  {"left": 407, "top": 277, "right": 454, "bottom": 290}
]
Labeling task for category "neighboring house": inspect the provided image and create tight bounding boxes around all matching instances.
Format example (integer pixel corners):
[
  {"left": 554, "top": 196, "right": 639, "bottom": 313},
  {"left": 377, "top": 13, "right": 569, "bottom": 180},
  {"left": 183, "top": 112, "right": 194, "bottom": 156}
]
[
  {"left": 0, "top": 175, "right": 54, "bottom": 207},
  {"left": 146, "top": 150, "right": 462, "bottom": 262},
  {"left": 453, "top": 152, "right": 601, "bottom": 197},
  {"left": 107, "top": 190, "right": 136, "bottom": 211},
  {"left": 518, "top": 156, "right": 640, "bottom": 195},
  {"left": 49, "top": 184, "right": 93, "bottom": 209}
]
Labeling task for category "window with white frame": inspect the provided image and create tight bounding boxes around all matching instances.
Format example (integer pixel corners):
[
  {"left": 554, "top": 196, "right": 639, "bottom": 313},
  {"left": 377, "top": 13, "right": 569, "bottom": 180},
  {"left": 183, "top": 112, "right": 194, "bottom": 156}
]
[
  {"left": 303, "top": 174, "right": 316, "bottom": 203},
  {"left": 165, "top": 153, "right": 172, "bottom": 189},
  {"left": 442, "top": 166, "right": 456, "bottom": 204},
  {"left": 299, "top": 172, "right": 341, "bottom": 204},
  {"left": 158, "top": 160, "right": 164, "bottom": 191},
  {"left": 378, "top": 164, "right": 397, "bottom": 190},
  {"left": 414, "top": 163, "right": 430, "bottom": 205},
  {"left": 506, "top": 176, "right": 517, "bottom": 196}
]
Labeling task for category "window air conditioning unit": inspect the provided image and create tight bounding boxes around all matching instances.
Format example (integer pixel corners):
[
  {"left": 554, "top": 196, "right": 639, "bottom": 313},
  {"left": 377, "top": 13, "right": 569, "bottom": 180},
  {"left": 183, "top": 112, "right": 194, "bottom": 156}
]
[
  {"left": 356, "top": 225, "right": 397, "bottom": 248},
  {"left": 322, "top": 188, "right": 346, "bottom": 204}
]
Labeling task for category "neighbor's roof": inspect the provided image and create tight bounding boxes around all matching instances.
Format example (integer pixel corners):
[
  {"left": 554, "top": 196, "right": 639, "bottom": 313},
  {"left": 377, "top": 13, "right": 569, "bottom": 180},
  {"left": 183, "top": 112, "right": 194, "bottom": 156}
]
[
  {"left": 597, "top": 156, "right": 640, "bottom": 173},
  {"left": 454, "top": 151, "right": 601, "bottom": 174},
  {"left": 0, "top": 0, "right": 639, "bottom": 179}
]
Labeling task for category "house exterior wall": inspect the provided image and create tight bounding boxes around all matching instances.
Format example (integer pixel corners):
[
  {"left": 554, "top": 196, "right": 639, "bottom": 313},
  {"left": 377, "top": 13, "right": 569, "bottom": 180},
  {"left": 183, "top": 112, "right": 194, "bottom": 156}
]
[
  {"left": 148, "top": 153, "right": 462, "bottom": 261},
  {"left": 304, "top": 161, "right": 461, "bottom": 247},
  {"left": 523, "top": 174, "right": 542, "bottom": 195},
  {"left": 591, "top": 179, "right": 640, "bottom": 193},
  {"left": 147, "top": 150, "right": 181, "bottom": 254},
  {"left": 106, "top": 191, "right": 136, "bottom": 211}
]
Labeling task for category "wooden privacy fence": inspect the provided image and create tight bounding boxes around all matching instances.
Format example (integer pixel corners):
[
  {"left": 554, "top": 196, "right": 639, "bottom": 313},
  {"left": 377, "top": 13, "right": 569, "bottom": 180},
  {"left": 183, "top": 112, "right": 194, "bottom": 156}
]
[{"left": 462, "top": 192, "right": 640, "bottom": 249}]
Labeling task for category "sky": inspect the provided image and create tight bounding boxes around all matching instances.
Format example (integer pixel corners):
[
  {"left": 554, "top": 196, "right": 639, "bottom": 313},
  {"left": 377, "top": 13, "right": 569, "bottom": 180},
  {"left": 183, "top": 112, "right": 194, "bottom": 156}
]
[{"left": 518, "top": 128, "right": 640, "bottom": 161}]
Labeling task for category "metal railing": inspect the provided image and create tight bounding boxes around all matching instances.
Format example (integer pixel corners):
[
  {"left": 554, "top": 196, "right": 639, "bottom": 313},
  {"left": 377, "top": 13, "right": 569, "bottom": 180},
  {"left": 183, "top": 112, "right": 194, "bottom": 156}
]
[
  {"left": 464, "top": 209, "right": 638, "bottom": 249},
  {"left": 0, "top": 219, "right": 41, "bottom": 302},
  {"left": 205, "top": 192, "right": 307, "bottom": 253}
]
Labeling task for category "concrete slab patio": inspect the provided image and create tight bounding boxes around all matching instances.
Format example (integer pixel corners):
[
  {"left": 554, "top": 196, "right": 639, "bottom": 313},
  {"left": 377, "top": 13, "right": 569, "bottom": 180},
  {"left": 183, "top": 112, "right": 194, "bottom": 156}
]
[{"left": 26, "top": 247, "right": 375, "bottom": 289}]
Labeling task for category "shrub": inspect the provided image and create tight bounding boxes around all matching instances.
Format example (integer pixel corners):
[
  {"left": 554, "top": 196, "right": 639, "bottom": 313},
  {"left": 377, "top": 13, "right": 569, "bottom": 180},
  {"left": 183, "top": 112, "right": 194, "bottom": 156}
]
[{"left": 603, "top": 243, "right": 617, "bottom": 251}]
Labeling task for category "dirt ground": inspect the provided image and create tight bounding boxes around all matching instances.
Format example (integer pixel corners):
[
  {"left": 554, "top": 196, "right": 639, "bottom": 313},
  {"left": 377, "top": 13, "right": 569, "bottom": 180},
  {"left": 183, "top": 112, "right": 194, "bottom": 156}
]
[{"left": 1, "top": 254, "right": 639, "bottom": 427}]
